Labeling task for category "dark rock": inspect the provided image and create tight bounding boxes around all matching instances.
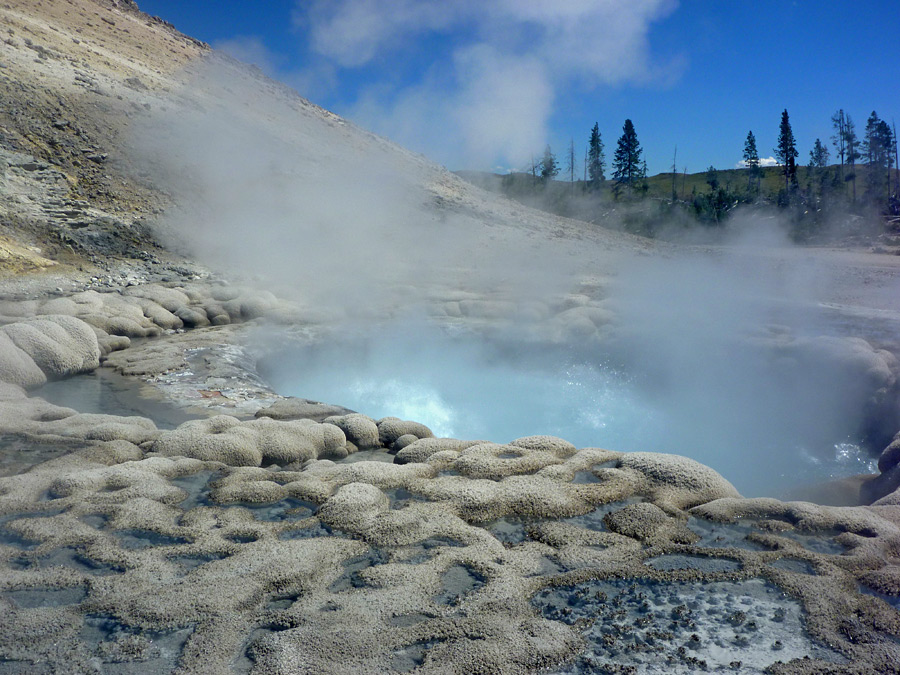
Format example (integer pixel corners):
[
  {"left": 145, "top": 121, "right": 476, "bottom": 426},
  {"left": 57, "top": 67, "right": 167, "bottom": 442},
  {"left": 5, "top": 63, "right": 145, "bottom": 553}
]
[
  {"left": 877, "top": 432, "right": 900, "bottom": 473},
  {"left": 860, "top": 431, "right": 900, "bottom": 504},
  {"left": 124, "top": 76, "right": 147, "bottom": 90}
]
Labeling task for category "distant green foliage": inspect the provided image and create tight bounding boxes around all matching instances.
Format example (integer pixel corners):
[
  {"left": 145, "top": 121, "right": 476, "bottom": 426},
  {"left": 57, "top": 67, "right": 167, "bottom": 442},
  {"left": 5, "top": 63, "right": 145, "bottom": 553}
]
[
  {"left": 863, "top": 111, "right": 894, "bottom": 201},
  {"left": 482, "top": 106, "right": 898, "bottom": 242}
]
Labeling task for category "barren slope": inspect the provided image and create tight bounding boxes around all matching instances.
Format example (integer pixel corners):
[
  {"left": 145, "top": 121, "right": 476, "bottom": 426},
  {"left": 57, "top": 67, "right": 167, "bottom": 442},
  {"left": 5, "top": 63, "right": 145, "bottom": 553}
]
[{"left": 0, "top": 0, "right": 659, "bottom": 301}]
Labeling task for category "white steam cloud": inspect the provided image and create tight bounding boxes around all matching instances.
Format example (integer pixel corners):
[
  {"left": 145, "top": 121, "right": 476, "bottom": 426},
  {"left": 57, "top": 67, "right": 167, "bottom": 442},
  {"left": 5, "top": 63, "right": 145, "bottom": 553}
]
[
  {"left": 129, "top": 56, "right": 589, "bottom": 319},
  {"left": 127, "top": 55, "right": 898, "bottom": 499},
  {"left": 293, "top": 0, "right": 683, "bottom": 168}
]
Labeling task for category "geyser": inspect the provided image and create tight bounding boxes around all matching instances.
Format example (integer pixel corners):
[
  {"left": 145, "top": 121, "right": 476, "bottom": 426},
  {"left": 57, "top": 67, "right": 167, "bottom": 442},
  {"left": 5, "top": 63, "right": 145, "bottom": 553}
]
[{"left": 132, "top": 57, "right": 899, "bottom": 502}]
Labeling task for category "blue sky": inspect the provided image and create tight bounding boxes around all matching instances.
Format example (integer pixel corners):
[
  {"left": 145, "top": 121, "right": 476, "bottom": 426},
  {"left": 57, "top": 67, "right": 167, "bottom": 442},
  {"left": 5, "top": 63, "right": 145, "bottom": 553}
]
[{"left": 138, "top": 1, "right": 899, "bottom": 176}]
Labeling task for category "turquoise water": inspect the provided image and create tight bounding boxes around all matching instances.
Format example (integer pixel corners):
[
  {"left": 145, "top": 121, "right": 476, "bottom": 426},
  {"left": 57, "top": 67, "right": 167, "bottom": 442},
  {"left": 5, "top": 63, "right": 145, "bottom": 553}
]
[
  {"left": 263, "top": 332, "right": 878, "bottom": 497},
  {"left": 19, "top": 329, "right": 880, "bottom": 498}
]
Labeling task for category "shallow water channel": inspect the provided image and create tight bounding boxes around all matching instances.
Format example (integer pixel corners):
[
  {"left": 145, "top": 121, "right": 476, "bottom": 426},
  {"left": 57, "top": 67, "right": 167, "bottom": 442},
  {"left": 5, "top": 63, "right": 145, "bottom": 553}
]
[{"left": 39, "top": 367, "right": 199, "bottom": 430}]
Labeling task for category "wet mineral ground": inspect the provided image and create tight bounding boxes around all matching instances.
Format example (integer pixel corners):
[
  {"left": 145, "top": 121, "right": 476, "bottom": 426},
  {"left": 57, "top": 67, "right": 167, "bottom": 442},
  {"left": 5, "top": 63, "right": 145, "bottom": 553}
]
[{"left": 0, "top": 281, "right": 899, "bottom": 674}]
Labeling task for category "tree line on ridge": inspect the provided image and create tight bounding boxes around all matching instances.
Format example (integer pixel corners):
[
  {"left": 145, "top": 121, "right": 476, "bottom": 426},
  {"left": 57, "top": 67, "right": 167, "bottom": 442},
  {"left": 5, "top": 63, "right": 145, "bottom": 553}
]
[{"left": 501, "top": 109, "right": 899, "bottom": 241}]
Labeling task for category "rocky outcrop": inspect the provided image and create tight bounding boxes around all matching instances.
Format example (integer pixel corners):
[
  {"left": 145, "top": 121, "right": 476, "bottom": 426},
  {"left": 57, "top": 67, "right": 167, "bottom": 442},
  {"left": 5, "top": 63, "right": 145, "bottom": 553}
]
[
  {"left": 602, "top": 501, "right": 699, "bottom": 543},
  {"left": 0, "top": 332, "right": 47, "bottom": 389},
  {"left": 0, "top": 282, "right": 303, "bottom": 366},
  {"left": 0, "top": 379, "right": 158, "bottom": 445},
  {"left": 617, "top": 451, "right": 741, "bottom": 510},
  {"left": 394, "top": 437, "right": 484, "bottom": 464}
]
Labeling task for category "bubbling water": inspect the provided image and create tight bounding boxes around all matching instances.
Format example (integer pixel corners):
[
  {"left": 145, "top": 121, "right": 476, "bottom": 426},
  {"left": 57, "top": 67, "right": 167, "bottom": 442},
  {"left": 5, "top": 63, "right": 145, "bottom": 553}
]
[{"left": 261, "top": 329, "right": 876, "bottom": 497}]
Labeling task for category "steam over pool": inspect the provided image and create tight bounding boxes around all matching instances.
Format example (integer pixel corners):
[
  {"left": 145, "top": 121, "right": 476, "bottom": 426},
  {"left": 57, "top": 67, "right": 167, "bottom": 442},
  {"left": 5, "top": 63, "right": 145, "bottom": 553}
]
[
  {"left": 262, "top": 328, "right": 877, "bottom": 498},
  {"left": 296, "top": 359, "right": 647, "bottom": 447}
]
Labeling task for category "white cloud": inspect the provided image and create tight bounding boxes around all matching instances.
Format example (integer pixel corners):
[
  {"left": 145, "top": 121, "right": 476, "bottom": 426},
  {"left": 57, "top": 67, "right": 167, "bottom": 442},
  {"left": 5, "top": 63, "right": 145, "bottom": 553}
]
[
  {"left": 483, "top": 0, "right": 684, "bottom": 86},
  {"left": 298, "top": 0, "right": 458, "bottom": 67},
  {"left": 299, "top": 0, "right": 680, "bottom": 84},
  {"left": 736, "top": 156, "right": 779, "bottom": 169},
  {"left": 294, "top": 0, "right": 682, "bottom": 168}
]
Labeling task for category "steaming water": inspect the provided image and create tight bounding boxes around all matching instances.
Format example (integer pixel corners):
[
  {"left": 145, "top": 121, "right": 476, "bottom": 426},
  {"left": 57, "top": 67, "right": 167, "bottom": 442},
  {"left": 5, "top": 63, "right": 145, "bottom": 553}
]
[
  {"left": 265, "top": 340, "right": 658, "bottom": 447},
  {"left": 341, "top": 361, "right": 647, "bottom": 446},
  {"left": 24, "top": 325, "right": 879, "bottom": 498},
  {"left": 262, "top": 331, "right": 877, "bottom": 497}
]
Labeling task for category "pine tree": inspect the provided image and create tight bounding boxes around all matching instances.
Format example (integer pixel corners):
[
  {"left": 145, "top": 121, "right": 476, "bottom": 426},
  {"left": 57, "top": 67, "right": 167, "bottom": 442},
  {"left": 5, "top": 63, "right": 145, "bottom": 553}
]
[
  {"left": 893, "top": 120, "right": 899, "bottom": 199},
  {"left": 587, "top": 123, "right": 605, "bottom": 190},
  {"left": 862, "top": 111, "right": 894, "bottom": 201},
  {"left": 831, "top": 109, "right": 846, "bottom": 183},
  {"left": 863, "top": 111, "right": 882, "bottom": 166},
  {"left": 844, "top": 114, "right": 860, "bottom": 202},
  {"left": 808, "top": 138, "right": 830, "bottom": 201},
  {"left": 742, "top": 130, "right": 761, "bottom": 195},
  {"left": 611, "top": 119, "right": 642, "bottom": 197},
  {"left": 879, "top": 118, "right": 894, "bottom": 202},
  {"left": 540, "top": 144, "right": 559, "bottom": 181},
  {"left": 809, "top": 138, "right": 829, "bottom": 168},
  {"left": 775, "top": 109, "right": 798, "bottom": 194}
]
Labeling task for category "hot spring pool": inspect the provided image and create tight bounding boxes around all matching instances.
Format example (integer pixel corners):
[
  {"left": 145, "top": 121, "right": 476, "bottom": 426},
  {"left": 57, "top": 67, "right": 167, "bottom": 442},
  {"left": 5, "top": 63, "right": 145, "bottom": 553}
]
[{"left": 260, "top": 329, "right": 879, "bottom": 498}]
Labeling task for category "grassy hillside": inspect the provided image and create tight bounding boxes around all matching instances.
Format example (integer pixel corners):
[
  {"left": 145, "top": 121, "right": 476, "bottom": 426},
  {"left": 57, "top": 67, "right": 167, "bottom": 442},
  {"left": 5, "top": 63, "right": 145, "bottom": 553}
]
[
  {"left": 459, "top": 165, "right": 889, "bottom": 203},
  {"left": 457, "top": 164, "right": 899, "bottom": 240}
]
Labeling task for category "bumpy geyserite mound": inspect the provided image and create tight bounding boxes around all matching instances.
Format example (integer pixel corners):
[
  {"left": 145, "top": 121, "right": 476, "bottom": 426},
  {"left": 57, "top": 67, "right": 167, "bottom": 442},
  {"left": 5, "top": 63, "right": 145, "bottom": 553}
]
[
  {"left": 0, "top": 315, "right": 100, "bottom": 389},
  {"left": 150, "top": 415, "right": 349, "bottom": 465},
  {"left": 3, "top": 430, "right": 900, "bottom": 673}
]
